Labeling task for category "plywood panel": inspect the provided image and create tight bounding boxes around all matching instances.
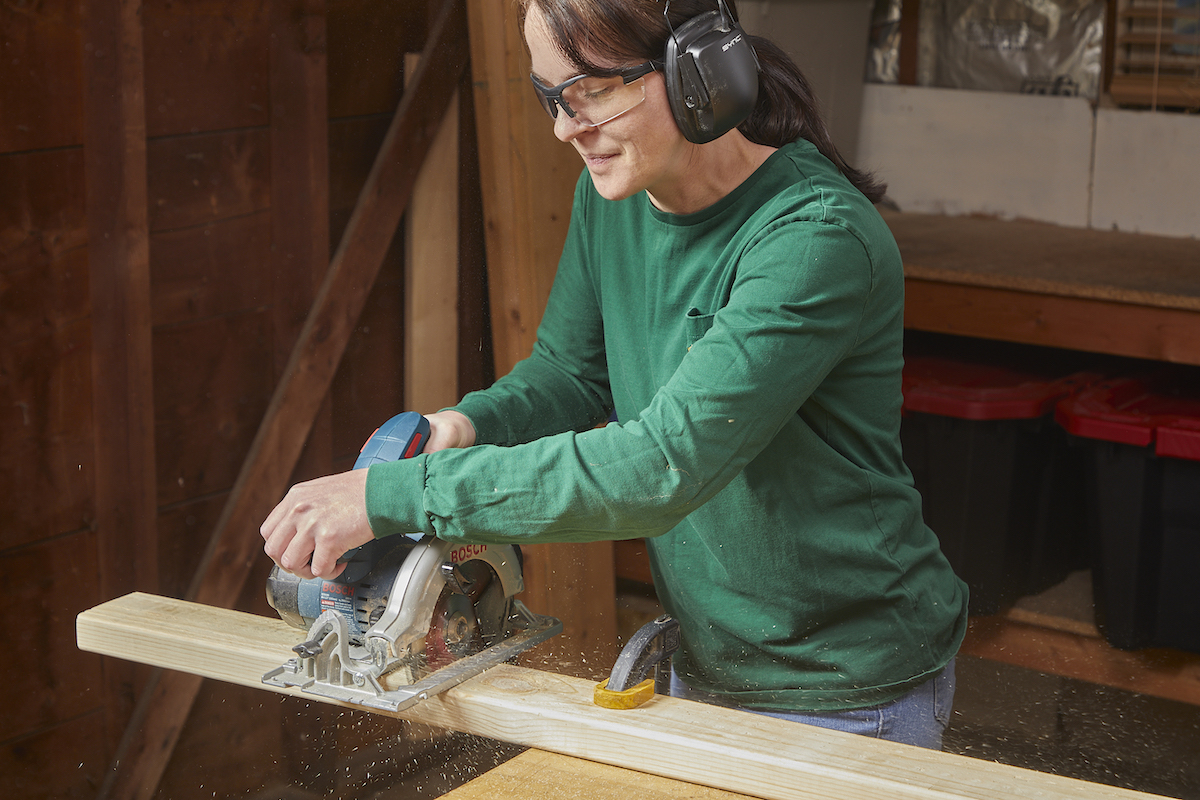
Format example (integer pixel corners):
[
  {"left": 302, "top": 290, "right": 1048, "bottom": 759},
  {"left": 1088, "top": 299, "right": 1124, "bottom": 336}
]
[
  {"left": 146, "top": 129, "right": 271, "bottom": 232},
  {"left": 0, "top": 0, "right": 84, "bottom": 153},
  {"left": 152, "top": 312, "right": 273, "bottom": 507},
  {"left": 142, "top": 0, "right": 270, "bottom": 137}
]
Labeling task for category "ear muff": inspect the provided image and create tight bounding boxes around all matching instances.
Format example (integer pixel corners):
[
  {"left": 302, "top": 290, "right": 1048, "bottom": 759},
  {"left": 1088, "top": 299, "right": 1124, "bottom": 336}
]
[{"left": 662, "top": 7, "right": 760, "bottom": 144}]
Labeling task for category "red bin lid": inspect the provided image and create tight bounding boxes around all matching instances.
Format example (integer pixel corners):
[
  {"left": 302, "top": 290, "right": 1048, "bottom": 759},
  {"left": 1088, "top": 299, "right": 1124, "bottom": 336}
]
[
  {"left": 902, "top": 355, "right": 1101, "bottom": 421},
  {"left": 1055, "top": 371, "right": 1200, "bottom": 460}
]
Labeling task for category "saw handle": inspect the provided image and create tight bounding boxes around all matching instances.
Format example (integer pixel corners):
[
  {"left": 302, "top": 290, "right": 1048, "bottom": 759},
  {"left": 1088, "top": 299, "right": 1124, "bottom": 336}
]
[
  {"left": 594, "top": 614, "right": 680, "bottom": 709},
  {"left": 354, "top": 411, "right": 430, "bottom": 469},
  {"left": 337, "top": 412, "right": 431, "bottom": 581}
]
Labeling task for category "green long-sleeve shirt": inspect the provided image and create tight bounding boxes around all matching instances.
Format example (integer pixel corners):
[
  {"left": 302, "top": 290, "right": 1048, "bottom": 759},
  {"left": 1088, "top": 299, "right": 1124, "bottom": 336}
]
[{"left": 366, "top": 140, "right": 968, "bottom": 711}]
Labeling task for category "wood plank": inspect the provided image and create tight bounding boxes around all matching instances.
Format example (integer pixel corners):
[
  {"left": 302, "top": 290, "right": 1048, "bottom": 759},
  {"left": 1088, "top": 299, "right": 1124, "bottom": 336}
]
[
  {"left": 267, "top": 7, "right": 334, "bottom": 790},
  {"left": 465, "top": 0, "right": 618, "bottom": 676},
  {"left": 325, "top": 0, "right": 418, "bottom": 119},
  {"left": 0, "top": 0, "right": 84, "bottom": 152},
  {"left": 404, "top": 51, "right": 460, "bottom": 413},
  {"left": 0, "top": 319, "right": 95, "bottom": 550},
  {"left": 0, "top": 710, "right": 110, "bottom": 799},
  {"left": 961, "top": 612, "right": 1200, "bottom": 708},
  {"left": 142, "top": 0, "right": 270, "bottom": 137},
  {"left": 77, "top": 593, "right": 1171, "bottom": 800},
  {"left": 152, "top": 312, "right": 273, "bottom": 507},
  {"left": 145, "top": 129, "right": 271, "bottom": 232},
  {"left": 904, "top": 279, "right": 1200, "bottom": 367},
  {"left": 1, "top": 530, "right": 105, "bottom": 738},
  {"left": 96, "top": 5, "right": 470, "bottom": 798},
  {"left": 0, "top": 150, "right": 92, "bottom": 548},
  {"left": 269, "top": 0, "right": 332, "bottom": 486},
  {"left": 149, "top": 212, "right": 273, "bottom": 327},
  {"left": 82, "top": 0, "right": 158, "bottom": 750},
  {"left": 441, "top": 749, "right": 759, "bottom": 800}
]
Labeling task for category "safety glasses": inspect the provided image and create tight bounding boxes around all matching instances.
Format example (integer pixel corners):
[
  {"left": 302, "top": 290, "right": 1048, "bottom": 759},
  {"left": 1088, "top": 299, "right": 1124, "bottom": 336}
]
[{"left": 530, "top": 61, "right": 657, "bottom": 127}]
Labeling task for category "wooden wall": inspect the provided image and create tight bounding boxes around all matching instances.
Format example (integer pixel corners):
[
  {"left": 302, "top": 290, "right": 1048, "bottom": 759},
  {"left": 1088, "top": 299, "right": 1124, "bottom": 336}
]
[{"left": 0, "top": 1, "right": 489, "bottom": 797}]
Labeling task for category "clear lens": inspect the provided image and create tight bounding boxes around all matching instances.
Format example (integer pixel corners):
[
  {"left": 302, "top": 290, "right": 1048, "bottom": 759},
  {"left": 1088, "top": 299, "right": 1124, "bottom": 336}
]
[{"left": 564, "top": 75, "right": 646, "bottom": 127}]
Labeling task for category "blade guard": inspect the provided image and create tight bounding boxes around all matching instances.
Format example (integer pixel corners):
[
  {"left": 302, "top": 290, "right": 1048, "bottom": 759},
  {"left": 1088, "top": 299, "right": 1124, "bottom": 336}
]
[{"left": 366, "top": 539, "right": 524, "bottom": 656}]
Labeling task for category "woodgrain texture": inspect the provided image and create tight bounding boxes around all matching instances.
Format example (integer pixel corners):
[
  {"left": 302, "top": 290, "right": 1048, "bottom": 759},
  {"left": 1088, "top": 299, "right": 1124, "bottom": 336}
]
[
  {"left": 78, "top": 594, "right": 1172, "bottom": 800},
  {"left": 442, "top": 749, "right": 760, "bottom": 799}
]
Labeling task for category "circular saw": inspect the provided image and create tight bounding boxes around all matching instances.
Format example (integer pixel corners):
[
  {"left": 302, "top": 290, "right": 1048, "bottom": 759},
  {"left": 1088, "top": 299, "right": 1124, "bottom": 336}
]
[{"left": 262, "top": 413, "right": 561, "bottom": 711}]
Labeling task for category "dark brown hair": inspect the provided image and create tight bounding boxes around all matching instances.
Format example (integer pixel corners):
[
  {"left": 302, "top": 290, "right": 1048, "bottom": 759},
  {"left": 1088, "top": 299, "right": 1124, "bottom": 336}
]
[{"left": 520, "top": 0, "right": 886, "bottom": 202}]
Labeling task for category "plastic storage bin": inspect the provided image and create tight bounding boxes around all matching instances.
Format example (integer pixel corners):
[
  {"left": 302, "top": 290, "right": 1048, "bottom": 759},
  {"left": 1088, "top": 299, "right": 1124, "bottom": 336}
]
[
  {"left": 1056, "top": 371, "right": 1200, "bottom": 653},
  {"left": 902, "top": 341, "right": 1098, "bottom": 615}
]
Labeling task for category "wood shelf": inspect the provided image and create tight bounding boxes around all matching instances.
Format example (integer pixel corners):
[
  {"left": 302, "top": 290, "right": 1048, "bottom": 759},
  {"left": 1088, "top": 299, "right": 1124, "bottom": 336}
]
[{"left": 891, "top": 212, "right": 1200, "bottom": 366}]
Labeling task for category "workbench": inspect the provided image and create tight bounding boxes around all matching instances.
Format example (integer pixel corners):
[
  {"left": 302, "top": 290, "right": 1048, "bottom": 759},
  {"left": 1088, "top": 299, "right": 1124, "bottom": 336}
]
[
  {"left": 891, "top": 211, "right": 1200, "bottom": 707},
  {"left": 890, "top": 211, "right": 1200, "bottom": 366}
]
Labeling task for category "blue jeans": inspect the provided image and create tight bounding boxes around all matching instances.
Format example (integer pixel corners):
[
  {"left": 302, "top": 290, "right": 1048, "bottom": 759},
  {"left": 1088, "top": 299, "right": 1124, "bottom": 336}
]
[{"left": 669, "top": 658, "right": 956, "bottom": 750}]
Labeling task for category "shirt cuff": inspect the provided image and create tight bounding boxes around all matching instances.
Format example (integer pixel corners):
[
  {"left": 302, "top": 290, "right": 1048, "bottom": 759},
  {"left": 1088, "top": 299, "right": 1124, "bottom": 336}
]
[{"left": 364, "top": 457, "right": 434, "bottom": 539}]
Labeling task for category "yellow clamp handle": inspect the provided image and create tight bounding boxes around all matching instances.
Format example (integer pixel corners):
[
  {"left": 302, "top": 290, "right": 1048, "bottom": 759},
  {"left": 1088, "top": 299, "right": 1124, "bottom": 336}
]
[{"left": 593, "top": 677, "right": 656, "bottom": 709}]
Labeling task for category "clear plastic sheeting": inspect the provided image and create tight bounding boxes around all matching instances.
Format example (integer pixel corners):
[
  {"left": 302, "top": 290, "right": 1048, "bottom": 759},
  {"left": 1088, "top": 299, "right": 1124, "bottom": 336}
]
[
  {"left": 867, "top": 0, "right": 904, "bottom": 84},
  {"left": 867, "top": 0, "right": 1106, "bottom": 99}
]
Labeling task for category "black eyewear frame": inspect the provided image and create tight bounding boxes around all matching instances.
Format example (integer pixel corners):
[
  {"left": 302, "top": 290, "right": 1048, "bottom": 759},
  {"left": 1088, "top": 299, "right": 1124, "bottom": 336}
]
[{"left": 530, "top": 60, "right": 658, "bottom": 121}]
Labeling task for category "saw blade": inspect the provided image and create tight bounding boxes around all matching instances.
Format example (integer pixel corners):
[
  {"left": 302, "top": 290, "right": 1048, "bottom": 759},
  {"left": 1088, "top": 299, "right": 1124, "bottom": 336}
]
[{"left": 422, "top": 558, "right": 513, "bottom": 677}]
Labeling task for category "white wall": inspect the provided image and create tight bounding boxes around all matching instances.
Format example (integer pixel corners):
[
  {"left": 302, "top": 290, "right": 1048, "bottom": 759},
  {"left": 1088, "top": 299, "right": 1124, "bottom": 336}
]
[{"left": 857, "top": 83, "right": 1200, "bottom": 239}]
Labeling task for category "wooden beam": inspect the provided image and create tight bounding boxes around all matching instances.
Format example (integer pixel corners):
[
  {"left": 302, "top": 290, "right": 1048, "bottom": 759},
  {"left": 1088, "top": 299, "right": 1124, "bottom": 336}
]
[
  {"left": 77, "top": 593, "right": 1170, "bottom": 800},
  {"left": 465, "top": 0, "right": 618, "bottom": 674},
  {"left": 268, "top": 3, "right": 334, "bottom": 791},
  {"left": 82, "top": 0, "right": 158, "bottom": 748},
  {"left": 441, "top": 749, "right": 759, "bottom": 799},
  {"left": 270, "top": 0, "right": 333, "bottom": 484},
  {"left": 404, "top": 50, "right": 460, "bottom": 413},
  {"left": 96, "top": 3, "right": 469, "bottom": 798}
]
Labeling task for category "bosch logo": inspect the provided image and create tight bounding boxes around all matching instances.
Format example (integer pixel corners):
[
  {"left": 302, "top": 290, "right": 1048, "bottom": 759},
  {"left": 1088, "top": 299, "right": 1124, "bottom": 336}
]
[
  {"left": 322, "top": 581, "right": 354, "bottom": 596},
  {"left": 722, "top": 34, "right": 742, "bottom": 52},
  {"left": 450, "top": 544, "right": 488, "bottom": 563}
]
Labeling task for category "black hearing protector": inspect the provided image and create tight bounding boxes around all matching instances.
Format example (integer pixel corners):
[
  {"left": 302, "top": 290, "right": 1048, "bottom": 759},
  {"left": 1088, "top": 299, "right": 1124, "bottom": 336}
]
[{"left": 661, "top": 0, "right": 760, "bottom": 144}]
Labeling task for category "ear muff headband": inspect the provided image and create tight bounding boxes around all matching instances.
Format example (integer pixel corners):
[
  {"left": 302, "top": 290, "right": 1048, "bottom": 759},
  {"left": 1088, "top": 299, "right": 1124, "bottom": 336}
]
[{"left": 662, "top": 6, "right": 760, "bottom": 144}]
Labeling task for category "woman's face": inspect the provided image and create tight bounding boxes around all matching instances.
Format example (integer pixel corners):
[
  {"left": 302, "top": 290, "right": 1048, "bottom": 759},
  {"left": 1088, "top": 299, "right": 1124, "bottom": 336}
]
[{"left": 524, "top": 7, "right": 692, "bottom": 208}]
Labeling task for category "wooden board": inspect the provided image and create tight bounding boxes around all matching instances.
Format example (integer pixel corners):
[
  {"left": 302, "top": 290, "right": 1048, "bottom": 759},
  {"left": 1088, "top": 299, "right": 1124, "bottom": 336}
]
[
  {"left": 77, "top": 593, "right": 1171, "bottom": 800},
  {"left": 441, "top": 749, "right": 759, "bottom": 800}
]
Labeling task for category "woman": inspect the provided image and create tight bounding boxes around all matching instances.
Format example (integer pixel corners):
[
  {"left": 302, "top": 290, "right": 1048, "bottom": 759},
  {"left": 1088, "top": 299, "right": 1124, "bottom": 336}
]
[{"left": 262, "top": 0, "right": 968, "bottom": 749}]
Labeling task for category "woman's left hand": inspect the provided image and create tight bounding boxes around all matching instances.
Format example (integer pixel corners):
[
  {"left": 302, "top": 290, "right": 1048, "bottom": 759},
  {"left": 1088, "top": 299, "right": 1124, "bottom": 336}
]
[{"left": 261, "top": 468, "right": 373, "bottom": 580}]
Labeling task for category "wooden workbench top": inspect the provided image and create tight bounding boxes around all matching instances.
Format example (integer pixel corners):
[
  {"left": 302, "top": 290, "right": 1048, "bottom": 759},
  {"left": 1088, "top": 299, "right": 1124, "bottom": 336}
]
[{"left": 886, "top": 212, "right": 1200, "bottom": 312}]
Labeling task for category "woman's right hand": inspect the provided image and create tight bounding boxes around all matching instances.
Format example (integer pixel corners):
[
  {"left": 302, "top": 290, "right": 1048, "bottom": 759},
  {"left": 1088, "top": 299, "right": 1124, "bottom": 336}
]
[{"left": 425, "top": 409, "right": 477, "bottom": 451}]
